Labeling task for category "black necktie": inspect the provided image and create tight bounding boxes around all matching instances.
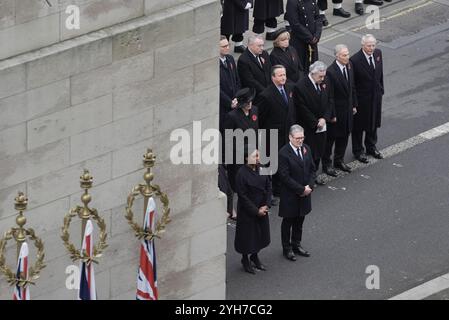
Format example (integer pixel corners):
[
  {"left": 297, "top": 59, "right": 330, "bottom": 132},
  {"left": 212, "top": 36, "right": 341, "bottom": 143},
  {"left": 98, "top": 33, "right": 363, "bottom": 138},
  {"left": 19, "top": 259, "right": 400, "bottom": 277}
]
[
  {"left": 257, "top": 55, "right": 263, "bottom": 68},
  {"left": 280, "top": 87, "right": 288, "bottom": 104},
  {"left": 369, "top": 56, "right": 375, "bottom": 71},
  {"left": 296, "top": 148, "right": 303, "bottom": 160},
  {"left": 315, "top": 83, "right": 321, "bottom": 94},
  {"left": 343, "top": 67, "right": 348, "bottom": 82}
]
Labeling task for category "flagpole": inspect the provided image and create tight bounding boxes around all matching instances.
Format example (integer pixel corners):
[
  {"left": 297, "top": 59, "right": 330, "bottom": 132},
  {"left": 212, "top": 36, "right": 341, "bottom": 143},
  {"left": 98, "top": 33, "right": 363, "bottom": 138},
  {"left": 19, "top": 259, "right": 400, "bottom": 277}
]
[
  {"left": 14, "top": 193, "right": 28, "bottom": 260},
  {"left": 141, "top": 149, "right": 156, "bottom": 223},
  {"left": 79, "top": 170, "right": 93, "bottom": 242}
]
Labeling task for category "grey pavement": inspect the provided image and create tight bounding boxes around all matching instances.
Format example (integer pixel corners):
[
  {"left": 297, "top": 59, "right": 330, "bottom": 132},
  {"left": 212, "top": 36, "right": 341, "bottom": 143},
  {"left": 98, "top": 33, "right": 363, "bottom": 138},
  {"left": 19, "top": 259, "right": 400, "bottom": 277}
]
[{"left": 226, "top": 0, "right": 449, "bottom": 300}]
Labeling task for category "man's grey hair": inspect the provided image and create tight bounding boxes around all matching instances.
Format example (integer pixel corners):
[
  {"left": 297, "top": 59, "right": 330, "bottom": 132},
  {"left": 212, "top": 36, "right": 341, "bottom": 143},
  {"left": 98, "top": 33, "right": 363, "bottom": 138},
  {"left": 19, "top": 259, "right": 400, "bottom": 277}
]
[
  {"left": 248, "top": 34, "right": 264, "bottom": 46},
  {"left": 361, "top": 34, "right": 377, "bottom": 45},
  {"left": 309, "top": 61, "right": 327, "bottom": 74},
  {"left": 289, "top": 124, "right": 304, "bottom": 136},
  {"left": 334, "top": 44, "right": 348, "bottom": 56}
]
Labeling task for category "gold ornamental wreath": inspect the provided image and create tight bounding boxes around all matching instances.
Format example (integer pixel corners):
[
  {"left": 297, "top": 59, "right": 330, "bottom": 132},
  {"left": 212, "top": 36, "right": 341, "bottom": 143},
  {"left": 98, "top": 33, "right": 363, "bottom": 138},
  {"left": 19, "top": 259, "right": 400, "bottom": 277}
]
[
  {"left": 125, "top": 184, "right": 171, "bottom": 241},
  {"left": 60, "top": 206, "right": 108, "bottom": 265},
  {"left": 0, "top": 228, "right": 46, "bottom": 288}
]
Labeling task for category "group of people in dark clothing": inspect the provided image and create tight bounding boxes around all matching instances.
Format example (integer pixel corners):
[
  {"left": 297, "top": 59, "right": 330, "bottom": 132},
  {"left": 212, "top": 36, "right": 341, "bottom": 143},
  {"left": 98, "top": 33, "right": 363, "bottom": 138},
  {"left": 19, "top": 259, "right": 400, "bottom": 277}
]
[{"left": 219, "top": 1, "right": 386, "bottom": 274}]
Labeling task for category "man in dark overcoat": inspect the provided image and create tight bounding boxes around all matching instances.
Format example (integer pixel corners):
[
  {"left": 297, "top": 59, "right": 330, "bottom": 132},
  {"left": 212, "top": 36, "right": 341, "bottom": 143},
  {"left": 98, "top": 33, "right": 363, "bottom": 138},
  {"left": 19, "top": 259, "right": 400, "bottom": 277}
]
[
  {"left": 235, "top": 147, "right": 271, "bottom": 274},
  {"left": 237, "top": 35, "right": 272, "bottom": 99},
  {"left": 322, "top": 44, "right": 358, "bottom": 174},
  {"left": 252, "top": 0, "right": 284, "bottom": 39},
  {"left": 285, "top": 0, "right": 322, "bottom": 74},
  {"left": 278, "top": 125, "right": 315, "bottom": 261},
  {"left": 292, "top": 61, "right": 334, "bottom": 183},
  {"left": 256, "top": 65, "right": 296, "bottom": 196},
  {"left": 221, "top": 0, "right": 254, "bottom": 53},
  {"left": 350, "top": 34, "right": 384, "bottom": 163}
]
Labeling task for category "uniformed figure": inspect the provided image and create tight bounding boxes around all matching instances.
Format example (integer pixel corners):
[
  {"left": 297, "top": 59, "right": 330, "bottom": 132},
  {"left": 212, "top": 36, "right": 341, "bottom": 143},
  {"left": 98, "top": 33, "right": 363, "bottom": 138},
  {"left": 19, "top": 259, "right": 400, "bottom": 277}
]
[
  {"left": 317, "top": 0, "right": 351, "bottom": 27},
  {"left": 350, "top": 34, "right": 385, "bottom": 163},
  {"left": 269, "top": 28, "right": 304, "bottom": 85},
  {"left": 354, "top": 0, "right": 389, "bottom": 16},
  {"left": 322, "top": 44, "right": 358, "bottom": 176},
  {"left": 235, "top": 147, "right": 271, "bottom": 274},
  {"left": 221, "top": 0, "right": 254, "bottom": 53},
  {"left": 252, "top": 0, "right": 284, "bottom": 40},
  {"left": 285, "top": 0, "right": 322, "bottom": 74},
  {"left": 293, "top": 61, "right": 334, "bottom": 185},
  {"left": 278, "top": 125, "right": 315, "bottom": 261},
  {"left": 224, "top": 88, "right": 259, "bottom": 192}
]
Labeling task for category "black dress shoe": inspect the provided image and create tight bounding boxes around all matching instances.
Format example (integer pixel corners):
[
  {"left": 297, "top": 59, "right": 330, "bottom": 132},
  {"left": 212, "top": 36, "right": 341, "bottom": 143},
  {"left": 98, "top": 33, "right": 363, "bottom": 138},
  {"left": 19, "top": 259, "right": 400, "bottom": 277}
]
[
  {"left": 364, "top": 0, "right": 383, "bottom": 5},
  {"left": 355, "top": 154, "right": 369, "bottom": 163},
  {"left": 323, "top": 167, "right": 338, "bottom": 177},
  {"left": 355, "top": 3, "right": 364, "bottom": 15},
  {"left": 250, "top": 255, "right": 267, "bottom": 271},
  {"left": 320, "top": 15, "right": 329, "bottom": 27},
  {"left": 292, "top": 245, "right": 310, "bottom": 257},
  {"left": 384, "top": 0, "right": 392, "bottom": 2},
  {"left": 334, "top": 162, "right": 352, "bottom": 172},
  {"left": 283, "top": 249, "right": 297, "bottom": 261},
  {"left": 367, "top": 149, "right": 384, "bottom": 159},
  {"left": 333, "top": 8, "right": 351, "bottom": 18},
  {"left": 234, "top": 45, "right": 246, "bottom": 53},
  {"left": 241, "top": 258, "right": 256, "bottom": 274}
]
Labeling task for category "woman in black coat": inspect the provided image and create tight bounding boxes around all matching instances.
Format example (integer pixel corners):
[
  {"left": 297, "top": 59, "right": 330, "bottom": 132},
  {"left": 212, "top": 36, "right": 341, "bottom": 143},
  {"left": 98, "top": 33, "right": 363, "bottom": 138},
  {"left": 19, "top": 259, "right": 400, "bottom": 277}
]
[
  {"left": 269, "top": 28, "right": 304, "bottom": 84},
  {"left": 235, "top": 147, "right": 271, "bottom": 274}
]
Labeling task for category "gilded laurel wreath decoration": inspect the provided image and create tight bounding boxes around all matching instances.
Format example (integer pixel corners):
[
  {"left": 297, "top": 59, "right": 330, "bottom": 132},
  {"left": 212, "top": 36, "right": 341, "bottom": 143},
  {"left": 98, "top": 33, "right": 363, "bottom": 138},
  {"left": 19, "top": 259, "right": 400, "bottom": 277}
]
[
  {"left": 0, "top": 192, "right": 46, "bottom": 288},
  {"left": 60, "top": 170, "right": 108, "bottom": 265},
  {"left": 125, "top": 149, "right": 171, "bottom": 241}
]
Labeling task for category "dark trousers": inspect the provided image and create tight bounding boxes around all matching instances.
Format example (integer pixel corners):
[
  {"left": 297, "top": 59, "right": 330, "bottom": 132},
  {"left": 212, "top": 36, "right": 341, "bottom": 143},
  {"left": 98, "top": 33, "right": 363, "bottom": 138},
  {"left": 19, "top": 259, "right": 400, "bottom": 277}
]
[
  {"left": 224, "top": 34, "right": 243, "bottom": 43},
  {"left": 352, "top": 127, "right": 378, "bottom": 156},
  {"left": 218, "top": 165, "right": 234, "bottom": 214},
  {"left": 281, "top": 216, "right": 306, "bottom": 249},
  {"left": 318, "top": 0, "right": 343, "bottom": 11},
  {"left": 253, "top": 18, "right": 278, "bottom": 34},
  {"left": 323, "top": 133, "right": 349, "bottom": 167}
]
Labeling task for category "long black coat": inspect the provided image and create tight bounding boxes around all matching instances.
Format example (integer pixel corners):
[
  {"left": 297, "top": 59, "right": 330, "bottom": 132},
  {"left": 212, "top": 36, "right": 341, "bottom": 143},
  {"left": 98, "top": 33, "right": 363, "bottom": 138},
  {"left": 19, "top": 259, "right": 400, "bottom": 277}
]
[
  {"left": 221, "top": 0, "right": 253, "bottom": 35},
  {"left": 278, "top": 143, "right": 315, "bottom": 217},
  {"left": 285, "top": 0, "right": 322, "bottom": 71},
  {"left": 270, "top": 46, "right": 304, "bottom": 84},
  {"left": 223, "top": 106, "right": 259, "bottom": 190},
  {"left": 293, "top": 76, "right": 334, "bottom": 159},
  {"left": 235, "top": 165, "right": 271, "bottom": 254},
  {"left": 238, "top": 48, "right": 272, "bottom": 97},
  {"left": 253, "top": 0, "right": 284, "bottom": 20},
  {"left": 350, "top": 48, "right": 384, "bottom": 132},
  {"left": 220, "top": 54, "right": 241, "bottom": 133},
  {"left": 256, "top": 83, "right": 296, "bottom": 153},
  {"left": 326, "top": 61, "right": 358, "bottom": 137}
]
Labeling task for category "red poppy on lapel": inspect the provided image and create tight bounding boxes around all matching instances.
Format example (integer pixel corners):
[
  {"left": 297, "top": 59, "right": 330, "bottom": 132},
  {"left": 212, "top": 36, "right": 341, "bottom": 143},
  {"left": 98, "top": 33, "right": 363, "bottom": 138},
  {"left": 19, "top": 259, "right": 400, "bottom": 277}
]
[
  {"left": 260, "top": 57, "right": 265, "bottom": 64},
  {"left": 302, "top": 146, "right": 307, "bottom": 155},
  {"left": 252, "top": 114, "right": 257, "bottom": 121}
]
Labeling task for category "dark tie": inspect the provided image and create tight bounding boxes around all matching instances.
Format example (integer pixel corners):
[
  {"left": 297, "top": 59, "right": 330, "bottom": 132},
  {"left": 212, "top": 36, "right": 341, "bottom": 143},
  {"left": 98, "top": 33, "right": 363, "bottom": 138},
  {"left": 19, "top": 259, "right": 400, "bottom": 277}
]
[
  {"left": 280, "top": 87, "right": 288, "bottom": 104},
  {"left": 369, "top": 56, "right": 375, "bottom": 71},
  {"left": 257, "top": 55, "right": 263, "bottom": 68},
  {"left": 315, "top": 83, "right": 321, "bottom": 94},
  {"left": 343, "top": 67, "right": 348, "bottom": 82},
  {"left": 296, "top": 148, "right": 303, "bottom": 160}
]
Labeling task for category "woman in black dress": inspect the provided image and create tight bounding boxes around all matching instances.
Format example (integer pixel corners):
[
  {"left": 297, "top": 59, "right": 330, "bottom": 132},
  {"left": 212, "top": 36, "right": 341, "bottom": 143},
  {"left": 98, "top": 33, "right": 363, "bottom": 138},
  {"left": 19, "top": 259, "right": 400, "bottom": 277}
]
[{"left": 235, "top": 147, "right": 272, "bottom": 274}]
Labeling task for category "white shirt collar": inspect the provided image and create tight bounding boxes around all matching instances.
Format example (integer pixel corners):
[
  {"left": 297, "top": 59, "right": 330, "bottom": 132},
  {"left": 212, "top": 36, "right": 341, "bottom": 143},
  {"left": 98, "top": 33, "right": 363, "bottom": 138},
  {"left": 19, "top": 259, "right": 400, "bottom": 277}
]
[
  {"left": 362, "top": 50, "right": 375, "bottom": 65},
  {"left": 289, "top": 142, "right": 302, "bottom": 153},
  {"left": 336, "top": 60, "right": 346, "bottom": 72},
  {"left": 308, "top": 74, "right": 318, "bottom": 88}
]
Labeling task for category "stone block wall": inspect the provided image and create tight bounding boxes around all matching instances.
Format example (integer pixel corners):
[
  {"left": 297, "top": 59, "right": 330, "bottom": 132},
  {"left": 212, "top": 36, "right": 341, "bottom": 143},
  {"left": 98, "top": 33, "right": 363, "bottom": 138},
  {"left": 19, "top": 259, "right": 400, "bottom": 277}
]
[{"left": 0, "top": 0, "right": 224, "bottom": 299}]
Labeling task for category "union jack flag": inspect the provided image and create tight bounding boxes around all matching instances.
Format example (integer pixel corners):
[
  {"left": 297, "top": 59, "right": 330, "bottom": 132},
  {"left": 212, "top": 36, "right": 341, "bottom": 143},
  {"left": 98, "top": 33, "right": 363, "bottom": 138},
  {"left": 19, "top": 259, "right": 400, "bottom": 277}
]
[
  {"left": 13, "top": 242, "right": 30, "bottom": 300},
  {"left": 78, "top": 220, "right": 96, "bottom": 300},
  {"left": 136, "top": 197, "right": 158, "bottom": 300}
]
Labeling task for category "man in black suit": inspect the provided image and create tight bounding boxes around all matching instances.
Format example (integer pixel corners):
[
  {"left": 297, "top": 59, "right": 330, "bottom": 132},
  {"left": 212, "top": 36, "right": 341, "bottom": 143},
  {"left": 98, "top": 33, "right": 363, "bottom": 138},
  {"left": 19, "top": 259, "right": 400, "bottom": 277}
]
[
  {"left": 278, "top": 125, "right": 315, "bottom": 261},
  {"left": 293, "top": 61, "right": 334, "bottom": 184},
  {"left": 285, "top": 0, "right": 322, "bottom": 74},
  {"left": 322, "top": 44, "right": 358, "bottom": 175},
  {"left": 256, "top": 65, "right": 296, "bottom": 197},
  {"left": 237, "top": 35, "right": 272, "bottom": 99},
  {"left": 350, "top": 34, "right": 385, "bottom": 163},
  {"left": 220, "top": 36, "right": 241, "bottom": 134}
]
